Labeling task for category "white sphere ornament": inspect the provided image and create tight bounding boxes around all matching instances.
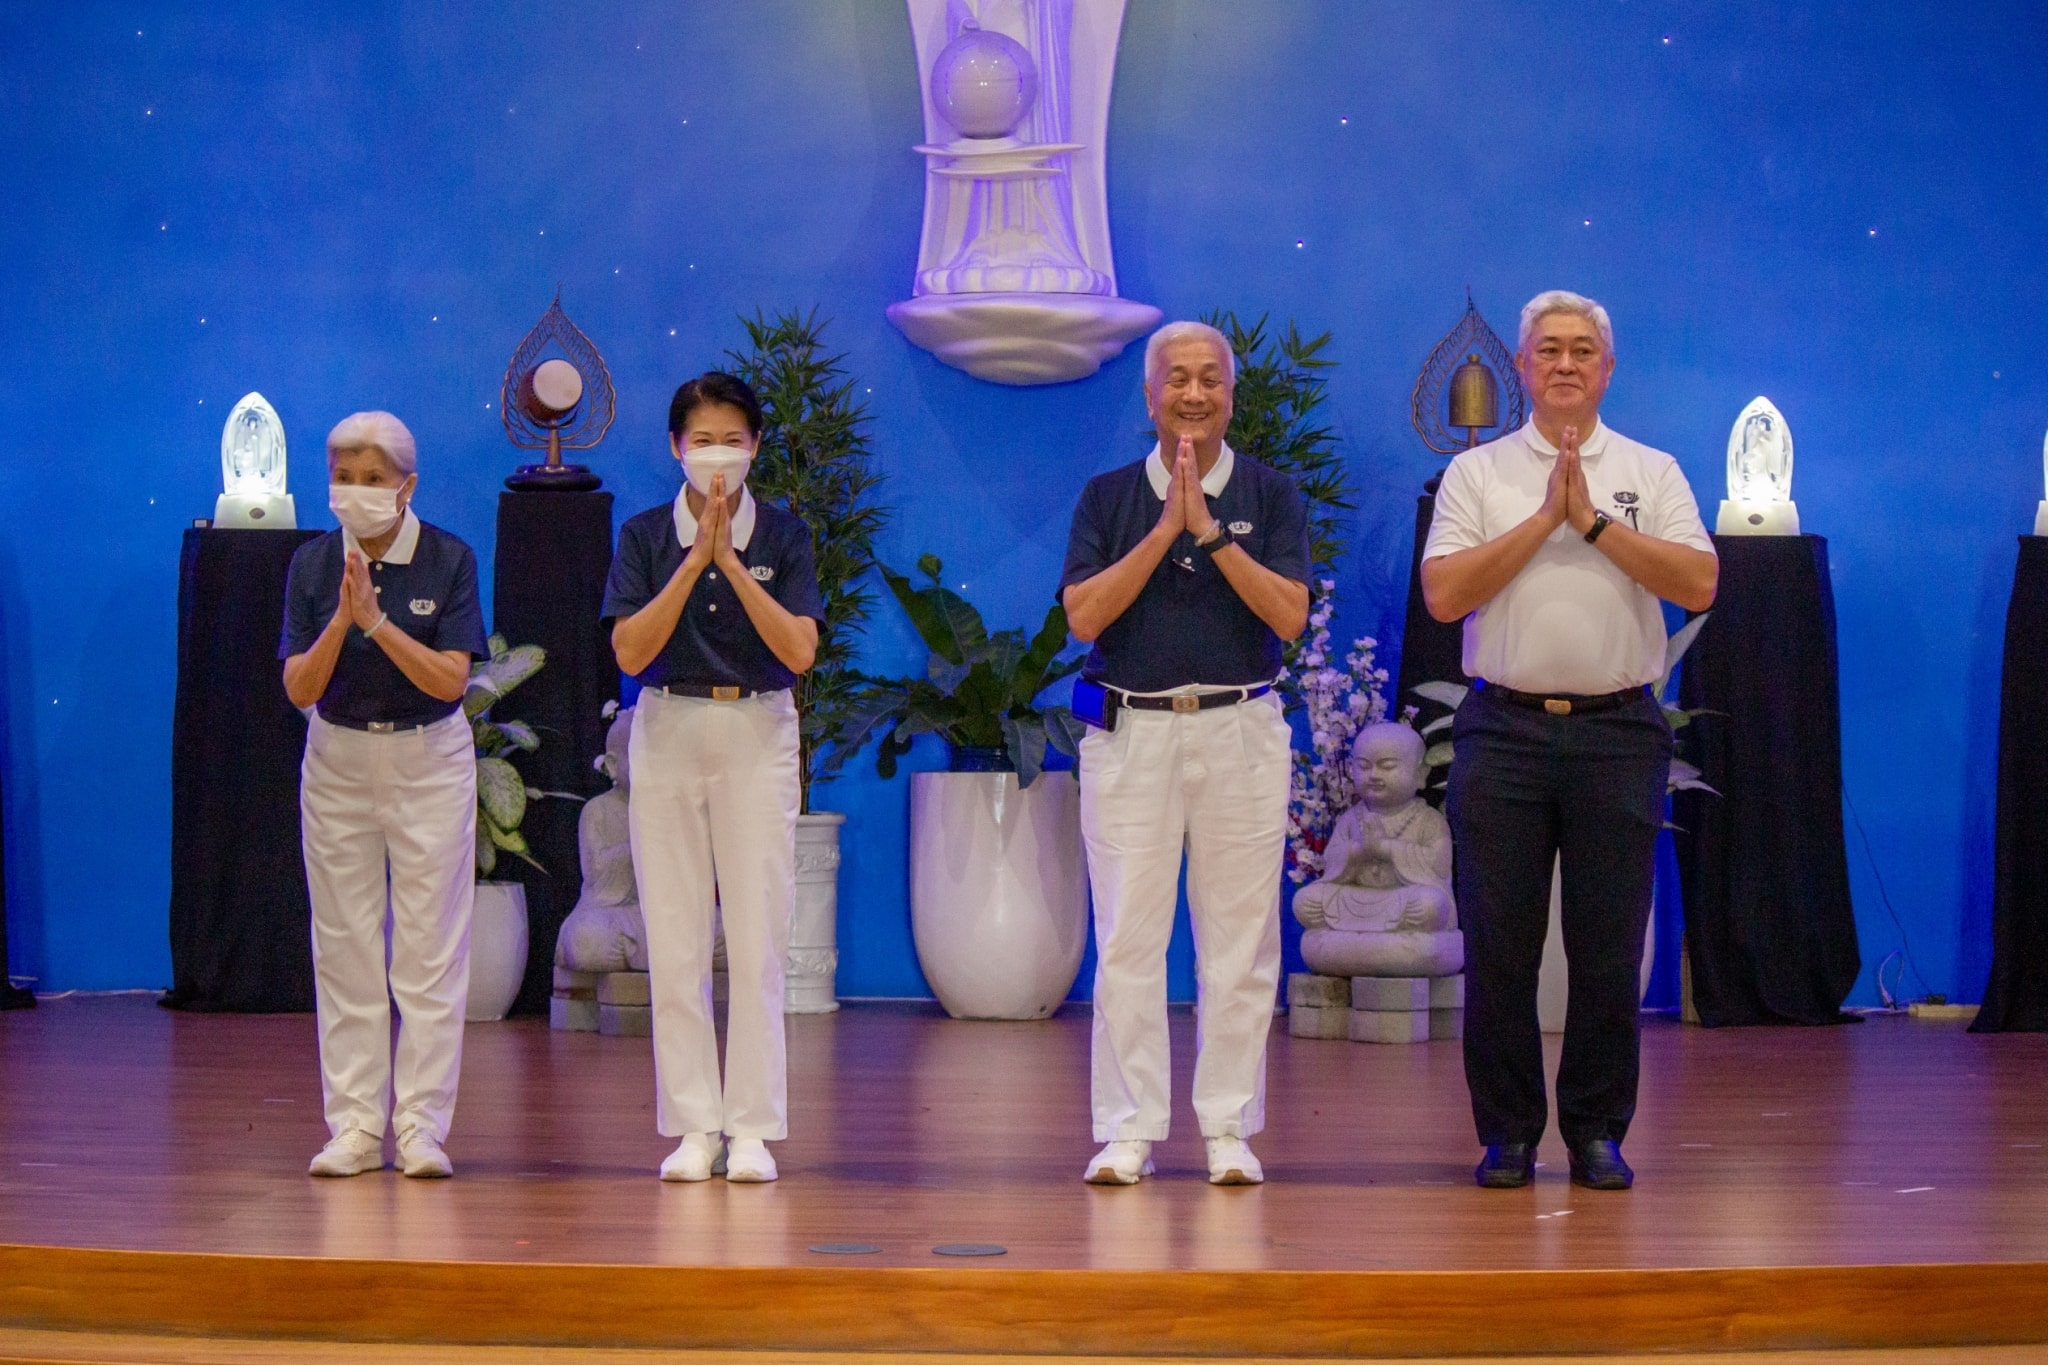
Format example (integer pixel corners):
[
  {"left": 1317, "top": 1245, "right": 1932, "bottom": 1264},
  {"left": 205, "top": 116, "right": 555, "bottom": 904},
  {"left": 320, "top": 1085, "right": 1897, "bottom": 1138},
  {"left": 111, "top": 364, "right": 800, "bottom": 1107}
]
[
  {"left": 214, "top": 391, "right": 297, "bottom": 528},
  {"left": 931, "top": 20, "right": 1037, "bottom": 139},
  {"left": 1715, "top": 395, "right": 1801, "bottom": 536}
]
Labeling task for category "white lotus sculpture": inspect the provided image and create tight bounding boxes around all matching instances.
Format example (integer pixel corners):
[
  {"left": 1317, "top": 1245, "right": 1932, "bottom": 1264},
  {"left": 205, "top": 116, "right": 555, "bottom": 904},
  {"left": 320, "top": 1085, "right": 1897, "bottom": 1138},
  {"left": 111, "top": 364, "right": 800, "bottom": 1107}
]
[
  {"left": 215, "top": 392, "right": 297, "bottom": 528},
  {"left": 1715, "top": 395, "right": 1800, "bottom": 536}
]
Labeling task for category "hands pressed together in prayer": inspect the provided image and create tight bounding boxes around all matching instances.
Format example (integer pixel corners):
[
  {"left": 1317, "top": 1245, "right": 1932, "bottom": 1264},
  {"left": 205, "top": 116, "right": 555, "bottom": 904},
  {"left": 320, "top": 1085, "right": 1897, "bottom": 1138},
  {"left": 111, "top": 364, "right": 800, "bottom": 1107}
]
[
  {"left": 685, "top": 472, "right": 745, "bottom": 576},
  {"left": 1154, "top": 434, "right": 1220, "bottom": 542},
  {"left": 1539, "top": 426, "right": 1602, "bottom": 538}
]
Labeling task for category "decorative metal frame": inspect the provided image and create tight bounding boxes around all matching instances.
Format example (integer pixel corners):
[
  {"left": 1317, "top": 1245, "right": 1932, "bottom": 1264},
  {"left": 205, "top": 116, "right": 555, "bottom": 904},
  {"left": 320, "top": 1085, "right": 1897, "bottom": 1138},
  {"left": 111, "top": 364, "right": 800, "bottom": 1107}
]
[
  {"left": 1411, "top": 292, "right": 1526, "bottom": 455},
  {"left": 500, "top": 292, "right": 616, "bottom": 467}
]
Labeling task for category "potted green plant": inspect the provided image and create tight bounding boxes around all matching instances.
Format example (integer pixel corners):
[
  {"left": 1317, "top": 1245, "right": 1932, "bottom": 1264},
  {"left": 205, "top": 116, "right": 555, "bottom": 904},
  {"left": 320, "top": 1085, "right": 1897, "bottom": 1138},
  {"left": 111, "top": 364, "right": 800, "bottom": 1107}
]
[
  {"left": 728, "top": 309, "right": 889, "bottom": 1012},
  {"left": 821, "top": 555, "right": 1089, "bottom": 1020},
  {"left": 463, "top": 634, "right": 578, "bottom": 1021}
]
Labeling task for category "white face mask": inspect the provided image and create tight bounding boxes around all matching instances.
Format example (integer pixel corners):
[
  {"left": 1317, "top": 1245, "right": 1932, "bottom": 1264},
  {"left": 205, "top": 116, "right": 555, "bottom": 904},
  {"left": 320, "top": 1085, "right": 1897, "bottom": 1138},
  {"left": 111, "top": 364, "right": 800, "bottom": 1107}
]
[
  {"left": 680, "top": 444, "right": 752, "bottom": 498},
  {"left": 330, "top": 484, "right": 404, "bottom": 540}
]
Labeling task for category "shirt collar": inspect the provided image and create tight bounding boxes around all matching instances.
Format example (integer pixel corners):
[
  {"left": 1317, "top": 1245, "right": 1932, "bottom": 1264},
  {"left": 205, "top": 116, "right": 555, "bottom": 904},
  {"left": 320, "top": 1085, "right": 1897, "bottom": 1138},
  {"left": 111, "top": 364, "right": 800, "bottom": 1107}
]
[
  {"left": 1519, "top": 419, "right": 1610, "bottom": 462},
  {"left": 342, "top": 507, "right": 421, "bottom": 565},
  {"left": 1144, "top": 441, "right": 1236, "bottom": 499},
  {"left": 673, "top": 485, "right": 757, "bottom": 554}
]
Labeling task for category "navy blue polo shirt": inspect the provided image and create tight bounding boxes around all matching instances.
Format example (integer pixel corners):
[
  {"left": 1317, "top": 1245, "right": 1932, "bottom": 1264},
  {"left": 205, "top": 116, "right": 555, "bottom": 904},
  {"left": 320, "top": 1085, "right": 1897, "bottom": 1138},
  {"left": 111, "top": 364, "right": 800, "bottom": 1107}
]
[
  {"left": 1059, "top": 445, "right": 1311, "bottom": 693},
  {"left": 280, "top": 512, "right": 490, "bottom": 727},
  {"left": 601, "top": 492, "right": 826, "bottom": 693}
]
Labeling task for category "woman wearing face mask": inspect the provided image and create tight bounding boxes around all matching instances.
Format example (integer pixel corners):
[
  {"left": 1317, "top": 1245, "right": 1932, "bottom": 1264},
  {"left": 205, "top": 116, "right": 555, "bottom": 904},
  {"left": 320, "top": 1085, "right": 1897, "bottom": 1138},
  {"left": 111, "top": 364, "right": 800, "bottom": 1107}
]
[
  {"left": 604, "top": 372, "right": 823, "bottom": 1183},
  {"left": 281, "top": 411, "right": 488, "bottom": 1179}
]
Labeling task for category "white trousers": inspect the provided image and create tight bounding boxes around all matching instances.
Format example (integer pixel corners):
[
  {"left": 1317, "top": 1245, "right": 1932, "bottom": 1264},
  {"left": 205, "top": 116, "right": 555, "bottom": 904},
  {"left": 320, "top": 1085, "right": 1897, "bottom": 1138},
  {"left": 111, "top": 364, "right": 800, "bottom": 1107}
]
[
  {"left": 300, "top": 711, "right": 476, "bottom": 1144},
  {"left": 628, "top": 687, "right": 799, "bottom": 1140},
  {"left": 1079, "top": 692, "right": 1291, "bottom": 1142}
]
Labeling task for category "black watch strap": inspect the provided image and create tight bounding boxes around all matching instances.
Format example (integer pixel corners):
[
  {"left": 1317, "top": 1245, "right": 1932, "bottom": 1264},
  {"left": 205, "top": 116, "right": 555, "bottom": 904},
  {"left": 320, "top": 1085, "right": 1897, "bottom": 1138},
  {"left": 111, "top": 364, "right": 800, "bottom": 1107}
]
[
  {"left": 1584, "top": 511, "right": 1612, "bottom": 544},
  {"left": 1197, "top": 523, "right": 1234, "bottom": 555}
]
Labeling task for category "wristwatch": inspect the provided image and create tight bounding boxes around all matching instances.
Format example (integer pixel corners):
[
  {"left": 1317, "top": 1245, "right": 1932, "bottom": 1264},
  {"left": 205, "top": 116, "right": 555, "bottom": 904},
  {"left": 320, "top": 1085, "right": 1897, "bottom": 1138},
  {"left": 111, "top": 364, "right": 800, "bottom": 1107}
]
[
  {"left": 1195, "top": 522, "right": 1234, "bottom": 555},
  {"left": 1584, "top": 511, "right": 1613, "bottom": 544}
]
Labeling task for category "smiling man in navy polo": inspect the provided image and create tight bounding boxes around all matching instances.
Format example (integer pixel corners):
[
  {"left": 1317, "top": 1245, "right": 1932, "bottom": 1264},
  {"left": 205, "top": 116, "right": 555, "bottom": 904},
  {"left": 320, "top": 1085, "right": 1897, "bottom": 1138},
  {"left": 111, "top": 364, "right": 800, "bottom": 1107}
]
[{"left": 1060, "top": 320, "right": 1311, "bottom": 1187}]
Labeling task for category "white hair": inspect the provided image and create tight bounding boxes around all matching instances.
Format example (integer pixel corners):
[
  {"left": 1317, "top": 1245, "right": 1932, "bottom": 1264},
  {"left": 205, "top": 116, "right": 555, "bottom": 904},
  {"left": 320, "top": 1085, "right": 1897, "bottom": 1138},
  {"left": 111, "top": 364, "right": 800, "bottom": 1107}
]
[
  {"left": 1144, "top": 320, "right": 1235, "bottom": 386},
  {"left": 326, "top": 410, "right": 417, "bottom": 475},
  {"left": 1518, "top": 290, "right": 1614, "bottom": 355}
]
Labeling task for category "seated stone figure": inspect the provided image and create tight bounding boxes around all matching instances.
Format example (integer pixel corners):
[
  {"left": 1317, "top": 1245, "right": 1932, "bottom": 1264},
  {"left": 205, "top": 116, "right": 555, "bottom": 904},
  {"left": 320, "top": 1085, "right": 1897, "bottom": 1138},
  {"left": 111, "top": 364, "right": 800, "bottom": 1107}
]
[
  {"left": 1294, "top": 722, "right": 1463, "bottom": 979},
  {"left": 556, "top": 708, "right": 648, "bottom": 974}
]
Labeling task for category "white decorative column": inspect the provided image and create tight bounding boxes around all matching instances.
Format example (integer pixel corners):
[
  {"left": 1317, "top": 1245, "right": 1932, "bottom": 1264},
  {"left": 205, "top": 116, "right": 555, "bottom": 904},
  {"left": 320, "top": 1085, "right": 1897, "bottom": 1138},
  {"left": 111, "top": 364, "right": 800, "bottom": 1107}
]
[
  {"left": 887, "top": 0, "right": 1159, "bottom": 386},
  {"left": 786, "top": 812, "right": 845, "bottom": 1013}
]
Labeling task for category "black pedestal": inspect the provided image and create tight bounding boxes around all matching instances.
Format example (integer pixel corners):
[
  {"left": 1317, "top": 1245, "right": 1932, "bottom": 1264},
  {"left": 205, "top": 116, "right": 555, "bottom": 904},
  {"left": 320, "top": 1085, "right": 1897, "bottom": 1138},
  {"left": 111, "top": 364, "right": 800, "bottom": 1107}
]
[
  {"left": 492, "top": 492, "right": 618, "bottom": 1016},
  {"left": 1972, "top": 537, "right": 2048, "bottom": 1032},
  {"left": 1394, "top": 479, "right": 1469, "bottom": 725},
  {"left": 163, "top": 528, "right": 322, "bottom": 1012},
  {"left": 1673, "top": 535, "right": 1860, "bottom": 1025}
]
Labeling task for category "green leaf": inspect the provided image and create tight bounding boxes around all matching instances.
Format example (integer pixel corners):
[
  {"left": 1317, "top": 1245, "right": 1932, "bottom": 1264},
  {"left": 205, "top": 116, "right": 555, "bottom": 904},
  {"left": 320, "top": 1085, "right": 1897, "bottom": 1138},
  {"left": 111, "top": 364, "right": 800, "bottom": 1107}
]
[
  {"left": 1423, "top": 741, "right": 1456, "bottom": 768},
  {"left": 1419, "top": 713, "right": 1455, "bottom": 737},
  {"left": 475, "top": 824, "right": 497, "bottom": 877},
  {"left": 477, "top": 756, "right": 528, "bottom": 832},
  {"left": 1412, "top": 681, "right": 1470, "bottom": 710},
  {"left": 1044, "top": 707, "right": 1087, "bottom": 758},
  {"left": 1002, "top": 715, "right": 1047, "bottom": 789},
  {"left": 1658, "top": 611, "right": 1710, "bottom": 698},
  {"left": 495, "top": 720, "right": 540, "bottom": 752},
  {"left": 465, "top": 642, "right": 547, "bottom": 718},
  {"left": 1013, "top": 604, "right": 1075, "bottom": 701},
  {"left": 879, "top": 562, "right": 986, "bottom": 666}
]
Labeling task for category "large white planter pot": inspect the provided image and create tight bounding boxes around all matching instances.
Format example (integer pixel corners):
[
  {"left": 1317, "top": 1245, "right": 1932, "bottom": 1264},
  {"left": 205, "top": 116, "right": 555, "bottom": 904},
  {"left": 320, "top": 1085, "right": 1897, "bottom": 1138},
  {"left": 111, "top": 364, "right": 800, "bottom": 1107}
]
[
  {"left": 910, "top": 770, "right": 1087, "bottom": 1020},
  {"left": 467, "top": 881, "right": 529, "bottom": 1022},
  {"left": 786, "top": 811, "right": 846, "bottom": 1014},
  {"left": 1536, "top": 857, "right": 1657, "bottom": 1034}
]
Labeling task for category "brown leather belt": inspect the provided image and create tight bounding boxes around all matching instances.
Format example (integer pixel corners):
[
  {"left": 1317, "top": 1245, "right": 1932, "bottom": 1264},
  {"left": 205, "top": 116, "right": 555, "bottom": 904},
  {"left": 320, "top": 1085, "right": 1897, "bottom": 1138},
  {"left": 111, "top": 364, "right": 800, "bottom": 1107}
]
[
  {"left": 1477, "top": 682, "right": 1650, "bottom": 716},
  {"left": 657, "top": 683, "right": 756, "bottom": 701},
  {"left": 1112, "top": 684, "right": 1272, "bottom": 714}
]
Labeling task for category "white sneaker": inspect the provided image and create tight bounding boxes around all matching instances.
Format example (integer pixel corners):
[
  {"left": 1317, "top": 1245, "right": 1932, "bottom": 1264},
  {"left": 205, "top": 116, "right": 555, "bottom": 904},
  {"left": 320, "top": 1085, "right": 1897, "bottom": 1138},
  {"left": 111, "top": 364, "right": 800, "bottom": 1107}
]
[
  {"left": 659, "top": 1132, "right": 726, "bottom": 1182},
  {"left": 1205, "top": 1135, "right": 1264, "bottom": 1185},
  {"left": 397, "top": 1131, "right": 453, "bottom": 1179},
  {"left": 1083, "top": 1139, "right": 1154, "bottom": 1186},
  {"left": 724, "top": 1137, "right": 778, "bottom": 1183},
  {"left": 308, "top": 1128, "right": 384, "bottom": 1178}
]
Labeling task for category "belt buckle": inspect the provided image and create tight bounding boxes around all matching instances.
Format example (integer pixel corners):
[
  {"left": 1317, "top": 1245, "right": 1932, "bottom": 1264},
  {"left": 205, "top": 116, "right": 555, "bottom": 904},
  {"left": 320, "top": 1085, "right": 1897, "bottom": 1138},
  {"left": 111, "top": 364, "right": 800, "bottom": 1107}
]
[
  {"left": 1543, "top": 698, "right": 1572, "bottom": 716},
  {"left": 711, "top": 686, "right": 741, "bottom": 702},
  {"left": 367, "top": 720, "right": 397, "bottom": 734},
  {"left": 1171, "top": 695, "right": 1201, "bottom": 714}
]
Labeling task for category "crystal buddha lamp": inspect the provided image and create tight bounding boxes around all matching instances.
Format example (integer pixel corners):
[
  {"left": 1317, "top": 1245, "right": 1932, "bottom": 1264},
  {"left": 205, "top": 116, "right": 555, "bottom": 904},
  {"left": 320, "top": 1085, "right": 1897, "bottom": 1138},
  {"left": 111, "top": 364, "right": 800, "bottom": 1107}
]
[
  {"left": 2035, "top": 427, "right": 2048, "bottom": 537},
  {"left": 214, "top": 392, "right": 297, "bottom": 528},
  {"left": 1716, "top": 395, "right": 1800, "bottom": 535}
]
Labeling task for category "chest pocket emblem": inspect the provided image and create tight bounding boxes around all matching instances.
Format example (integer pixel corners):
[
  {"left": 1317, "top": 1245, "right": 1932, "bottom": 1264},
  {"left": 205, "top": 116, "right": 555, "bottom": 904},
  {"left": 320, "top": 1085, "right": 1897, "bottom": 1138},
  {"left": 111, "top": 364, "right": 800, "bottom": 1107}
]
[
  {"left": 750, "top": 565, "right": 775, "bottom": 582},
  {"left": 409, "top": 599, "right": 437, "bottom": 616},
  {"left": 1229, "top": 521, "right": 1253, "bottom": 535},
  {"left": 1612, "top": 490, "right": 1641, "bottom": 529}
]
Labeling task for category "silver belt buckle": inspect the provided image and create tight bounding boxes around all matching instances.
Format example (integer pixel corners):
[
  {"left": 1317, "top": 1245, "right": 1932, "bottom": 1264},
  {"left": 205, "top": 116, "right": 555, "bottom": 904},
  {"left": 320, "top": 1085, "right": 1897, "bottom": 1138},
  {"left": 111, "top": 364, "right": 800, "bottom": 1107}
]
[
  {"left": 1171, "top": 695, "right": 1201, "bottom": 714},
  {"left": 367, "top": 720, "right": 397, "bottom": 734},
  {"left": 711, "top": 686, "right": 741, "bottom": 702},
  {"left": 1543, "top": 698, "right": 1573, "bottom": 716}
]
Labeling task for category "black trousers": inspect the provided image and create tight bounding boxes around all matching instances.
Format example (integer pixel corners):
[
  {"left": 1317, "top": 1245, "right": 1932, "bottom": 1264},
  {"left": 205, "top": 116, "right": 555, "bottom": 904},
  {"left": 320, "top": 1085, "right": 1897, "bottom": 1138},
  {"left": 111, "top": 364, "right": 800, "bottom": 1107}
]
[{"left": 1447, "top": 687, "right": 1671, "bottom": 1149}]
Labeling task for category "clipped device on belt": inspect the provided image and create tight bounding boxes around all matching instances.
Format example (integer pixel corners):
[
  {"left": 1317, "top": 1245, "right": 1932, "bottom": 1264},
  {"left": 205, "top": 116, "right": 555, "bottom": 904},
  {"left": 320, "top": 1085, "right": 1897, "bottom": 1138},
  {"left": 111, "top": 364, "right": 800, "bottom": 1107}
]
[{"left": 1070, "top": 677, "right": 1121, "bottom": 732}]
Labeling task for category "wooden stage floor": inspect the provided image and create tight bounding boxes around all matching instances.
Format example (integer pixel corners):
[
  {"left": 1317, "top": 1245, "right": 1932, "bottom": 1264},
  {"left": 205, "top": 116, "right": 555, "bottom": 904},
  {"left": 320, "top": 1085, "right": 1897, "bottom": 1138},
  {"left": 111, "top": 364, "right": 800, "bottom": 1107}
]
[{"left": 1, "top": 996, "right": 2044, "bottom": 1357}]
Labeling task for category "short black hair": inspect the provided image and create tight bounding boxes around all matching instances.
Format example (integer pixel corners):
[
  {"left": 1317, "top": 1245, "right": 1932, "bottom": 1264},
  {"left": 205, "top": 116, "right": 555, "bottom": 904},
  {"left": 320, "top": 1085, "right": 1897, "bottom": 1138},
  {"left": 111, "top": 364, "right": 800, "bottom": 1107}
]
[{"left": 667, "top": 371, "right": 763, "bottom": 439}]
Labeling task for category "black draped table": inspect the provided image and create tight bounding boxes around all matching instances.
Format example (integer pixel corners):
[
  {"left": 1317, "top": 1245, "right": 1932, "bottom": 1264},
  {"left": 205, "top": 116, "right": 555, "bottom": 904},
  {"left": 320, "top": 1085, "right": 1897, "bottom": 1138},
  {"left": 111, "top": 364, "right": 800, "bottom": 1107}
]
[
  {"left": 1972, "top": 536, "right": 2048, "bottom": 1032},
  {"left": 163, "top": 527, "right": 321, "bottom": 1012},
  {"left": 1673, "top": 534, "right": 1861, "bottom": 1025},
  {"left": 490, "top": 491, "right": 617, "bottom": 1016}
]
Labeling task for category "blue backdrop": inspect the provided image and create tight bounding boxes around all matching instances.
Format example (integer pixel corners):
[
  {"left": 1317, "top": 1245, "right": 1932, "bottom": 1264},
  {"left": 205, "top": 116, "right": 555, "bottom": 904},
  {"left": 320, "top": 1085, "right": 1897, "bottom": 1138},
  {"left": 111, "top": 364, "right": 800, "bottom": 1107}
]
[{"left": 2, "top": 2, "right": 2041, "bottom": 1007}]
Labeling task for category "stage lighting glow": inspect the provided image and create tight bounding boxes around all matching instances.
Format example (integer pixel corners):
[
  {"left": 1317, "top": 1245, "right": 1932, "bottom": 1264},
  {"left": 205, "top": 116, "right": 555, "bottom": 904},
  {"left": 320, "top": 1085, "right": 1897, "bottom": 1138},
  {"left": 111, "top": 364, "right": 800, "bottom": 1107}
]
[
  {"left": 214, "top": 392, "right": 297, "bottom": 528},
  {"left": 1716, "top": 395, "right": 1800, "bottom": 536}
]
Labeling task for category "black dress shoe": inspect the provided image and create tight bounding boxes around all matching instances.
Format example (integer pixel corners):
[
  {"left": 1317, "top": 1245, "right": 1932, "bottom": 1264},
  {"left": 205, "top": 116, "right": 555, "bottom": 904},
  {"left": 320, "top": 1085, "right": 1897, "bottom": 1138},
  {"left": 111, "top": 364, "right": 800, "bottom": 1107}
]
[
  {"left": 1474, "top": 1143, "right": 1535, "bottom": 1188},
  {"left": 1568, "top": 1139, "right": 1634, "bottom": 1190}
]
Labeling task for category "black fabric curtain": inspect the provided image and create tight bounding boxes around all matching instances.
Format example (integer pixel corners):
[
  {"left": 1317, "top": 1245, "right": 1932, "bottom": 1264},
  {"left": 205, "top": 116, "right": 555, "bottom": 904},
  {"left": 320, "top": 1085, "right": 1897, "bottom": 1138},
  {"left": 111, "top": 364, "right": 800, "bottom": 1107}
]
[
  {"left": 1972, "top": 537, "right": 2048, "bottom": 1032},
  {"left": 163, "top": 528, "right": 321, "bottom": 1012},
  {"left": 1394, "top": 478, "right": 1469, "bottom": 729},
  {"left": 1673, "top": 535, "right": 1860, "bottom": 1025},
  {"left": 490, "top": 491, "right": 618, "bottom": 1016}
]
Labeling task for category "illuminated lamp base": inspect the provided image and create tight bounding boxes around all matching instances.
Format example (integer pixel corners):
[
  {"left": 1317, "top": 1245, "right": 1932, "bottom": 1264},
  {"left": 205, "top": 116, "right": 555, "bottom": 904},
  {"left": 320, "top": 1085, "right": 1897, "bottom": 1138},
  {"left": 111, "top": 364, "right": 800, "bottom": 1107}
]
[
  {"left": 2034, "top": 501, "right": 2048, "bottom": 538},
  {"left": 213, "top": 492, "right": 297, "bottom": 529},
  {"left": 886, "top": 293, "right": 1161, "bottom": 386},
  {"left": 1716, "top": 499, "right": 1800, "bottom": 536},
  {"left": 506, "top": 462, "right": 602, "bottom": 493}
]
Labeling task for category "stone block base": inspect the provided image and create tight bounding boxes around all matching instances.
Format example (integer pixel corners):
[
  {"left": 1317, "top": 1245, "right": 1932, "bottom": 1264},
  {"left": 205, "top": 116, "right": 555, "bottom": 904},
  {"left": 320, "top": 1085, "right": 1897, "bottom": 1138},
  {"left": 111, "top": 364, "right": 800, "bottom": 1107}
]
[
  {"left": 599, "top": 1002, "right": 652, "bottom": 1037},
  {"left": 1430, "top": 974, "right": 1465, "bottom": 1009},
  {"left": 1350, "top": 1008, "right": 1431, "bottom": 1044},
  {"left": 1287, "top": 972, "right": 1352, "bottom": 1009},
  {"left": 597, "top": 971, "right": 651, "bottom": 1007},
  {"left": 1352, "top": 976, "right": 1429, "bottom": 1012},
  {"left": 1430, "top": 1006, "right": 1465, "bottom": 1040},
  {"left": 1287, "top": 1003, "right": 1350, "bottom": 1039},
  {"left": 550, "top": 996, "right": 599, "bottom": 1032}
]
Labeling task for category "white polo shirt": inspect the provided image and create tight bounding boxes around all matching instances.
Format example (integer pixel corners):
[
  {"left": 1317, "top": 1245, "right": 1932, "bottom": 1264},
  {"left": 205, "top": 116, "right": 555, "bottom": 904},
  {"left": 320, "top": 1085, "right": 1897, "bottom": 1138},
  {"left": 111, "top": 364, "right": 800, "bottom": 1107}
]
[{"left": 1423, "top": 421, "right": 1713, "bottom": 695}]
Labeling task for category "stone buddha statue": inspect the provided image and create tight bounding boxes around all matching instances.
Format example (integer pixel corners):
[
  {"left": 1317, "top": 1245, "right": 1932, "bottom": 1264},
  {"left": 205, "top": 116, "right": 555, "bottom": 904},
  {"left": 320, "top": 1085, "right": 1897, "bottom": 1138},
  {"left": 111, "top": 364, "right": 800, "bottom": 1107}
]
[
  {"left": 1293, "top": 722, "right": 1463, "bottom": 979},
  {"left": 555, "top": 708, "right": 648, "bottom": 974}
]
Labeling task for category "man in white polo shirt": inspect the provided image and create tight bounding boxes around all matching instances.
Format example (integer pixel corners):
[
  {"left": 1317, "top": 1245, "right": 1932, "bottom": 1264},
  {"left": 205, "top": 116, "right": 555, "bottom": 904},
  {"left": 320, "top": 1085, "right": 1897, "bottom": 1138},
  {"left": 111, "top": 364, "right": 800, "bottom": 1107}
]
[{"left": 1421, "top": 291, "right": 1717, "bottom": 1192}]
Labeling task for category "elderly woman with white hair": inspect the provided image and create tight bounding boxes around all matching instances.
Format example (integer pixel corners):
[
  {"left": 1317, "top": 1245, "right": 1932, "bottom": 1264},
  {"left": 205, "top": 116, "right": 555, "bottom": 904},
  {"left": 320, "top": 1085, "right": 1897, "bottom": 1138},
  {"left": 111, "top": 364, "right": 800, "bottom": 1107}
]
[{"left": 280, "top": 411, "right": 488, "bottom": 1179}]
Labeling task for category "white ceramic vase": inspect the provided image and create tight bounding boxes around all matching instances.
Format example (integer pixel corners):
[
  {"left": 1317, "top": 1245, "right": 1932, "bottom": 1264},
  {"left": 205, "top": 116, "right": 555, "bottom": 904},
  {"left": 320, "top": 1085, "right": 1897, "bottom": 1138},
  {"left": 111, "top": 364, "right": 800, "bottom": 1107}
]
[
  {"left": 910, "top": 770, "right": 1087, "bottom": 1020},
  {"left": 466, "top": 880, "right": 529, "bottom": 1022},
  {"left": 786, "top": 811, "right": 846, "bottom": 1014}
]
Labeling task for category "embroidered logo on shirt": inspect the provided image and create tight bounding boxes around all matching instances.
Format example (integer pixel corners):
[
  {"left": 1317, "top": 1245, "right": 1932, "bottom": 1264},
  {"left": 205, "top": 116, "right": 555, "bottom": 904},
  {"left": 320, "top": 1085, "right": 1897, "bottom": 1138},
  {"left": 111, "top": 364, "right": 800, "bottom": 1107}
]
[
  {"left": 1612, "top": 490, "right": 1640, "bottom": 530},
  {"left": 1229, "top": 521, "right": 1252, "bottom": 535},
  {"left": 409, "top": 599, "right": 437, "bottom": 616},
  {"left": 750, "top": 565, "right": 775, "bottom": 582}
]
